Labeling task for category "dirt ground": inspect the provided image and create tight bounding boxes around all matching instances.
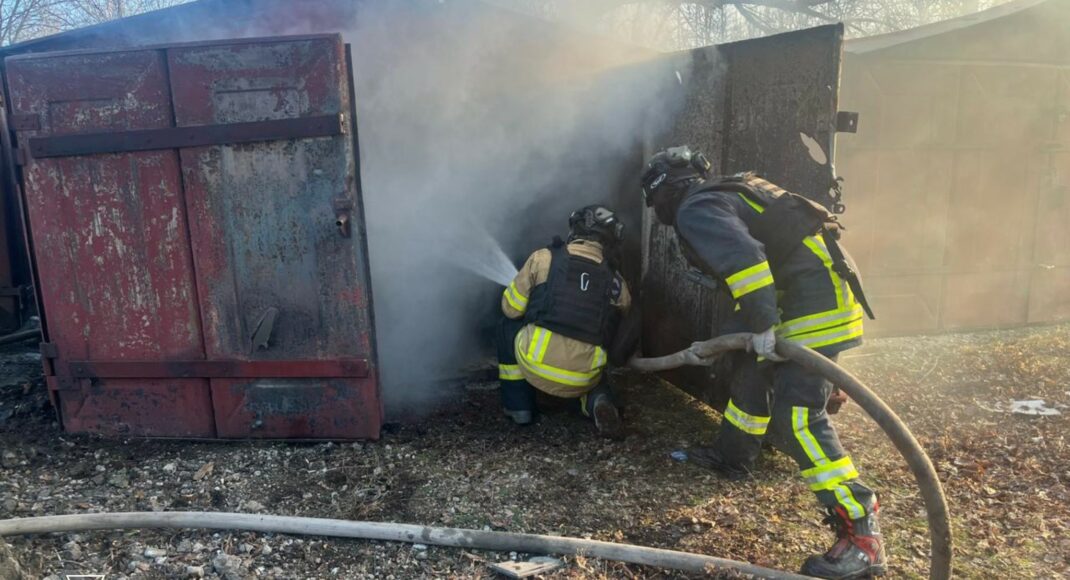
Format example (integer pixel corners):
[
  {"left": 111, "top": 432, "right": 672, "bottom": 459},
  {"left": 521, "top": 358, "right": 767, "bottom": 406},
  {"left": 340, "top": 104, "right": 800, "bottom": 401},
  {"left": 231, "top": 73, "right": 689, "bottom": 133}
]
[{"left": 1, "top": 323, "right": 1068, "bottom": 579}]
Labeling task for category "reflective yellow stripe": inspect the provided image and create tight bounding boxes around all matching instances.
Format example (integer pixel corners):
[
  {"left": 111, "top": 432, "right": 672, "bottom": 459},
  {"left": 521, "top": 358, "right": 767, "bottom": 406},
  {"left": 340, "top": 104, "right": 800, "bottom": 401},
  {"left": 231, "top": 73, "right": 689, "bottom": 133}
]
[
  {"left": 535, "top": 328, "right": 551, "bottom": 362},
  {"left": 801, "top": 456, "right": 859, "bottom": 491},
  {"left": 527, "top": 327, "right": 540, "bottom": 359},
  {"left": 833, "top": 486, "right": 867, "bottom": 519},
  {"left": 803, "top": 235, "right": 848, "bottom": 310},
  {"left": 591, "top": 346, "right": 607, "bottom": 370},
  {"left": 503, "top": 281, "right": 528, "bottom": 312},
  {"left": 498, "top": 364, "right": 523, "bottom": 381},
  {"left": 516, "top": 353, "right": 601, "bottom": 387},
  {"left": 792, "top": 407, "right": 829, "bottom": 466},
  {"left": 514, "top": 328, "right": 601, "bottom": 388},
  {"left": 725, "top": 261, "right": 774, "bottom": 299},
  {"left": 779, "top": 304, "right": 864, "bottom": 338},
  {"left": 785, "top": 319, "right": 864, "bottom": 350},
  {"left": 737, "top": 192, "right": 765, "bottom": 214},
  {"left": 527, "top": 327, "right": 551, "bottom": 362},
  {"left": 724, "top": 399, "right": 770, "bottom": 435},
  {"left": 793, "top": 407, "right": 866, "bottom": 518}
]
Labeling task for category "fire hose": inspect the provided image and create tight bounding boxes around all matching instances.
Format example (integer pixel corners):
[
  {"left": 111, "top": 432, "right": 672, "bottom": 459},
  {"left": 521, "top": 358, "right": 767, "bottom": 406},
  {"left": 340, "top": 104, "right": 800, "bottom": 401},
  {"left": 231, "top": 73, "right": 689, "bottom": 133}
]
[
  {"left": 0, "top": 512, "right": 817, "bottom": 579},
  {"left": 628, "top": 333, "right": 953, "bottom": 580},
  {"left": 0, "top": 335, "right": 950, "bottom": 579}
]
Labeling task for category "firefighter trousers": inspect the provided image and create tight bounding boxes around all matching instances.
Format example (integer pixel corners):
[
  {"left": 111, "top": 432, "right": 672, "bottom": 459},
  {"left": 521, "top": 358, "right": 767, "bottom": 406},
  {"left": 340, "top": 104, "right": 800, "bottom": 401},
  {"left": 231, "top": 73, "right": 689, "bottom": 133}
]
[
  {"left": 497, "top": 317, "right": 612, "bottom": 418},
  {"left": 714, "top": 351, "right": 876, "bottom": 519}
]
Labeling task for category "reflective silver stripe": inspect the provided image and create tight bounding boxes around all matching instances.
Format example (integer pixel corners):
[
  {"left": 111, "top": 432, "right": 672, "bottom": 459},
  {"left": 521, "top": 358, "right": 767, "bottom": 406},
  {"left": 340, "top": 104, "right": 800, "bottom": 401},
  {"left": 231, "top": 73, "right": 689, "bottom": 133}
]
[
  {"left": 728, "top": 269, "right": 771, "bottom": 294},
  {"left": 516, "top": 354, "right": 600, "bottom": 387},
  {"left": 591, "top": 347, "right": 607, "bottom": 370},
  {"left": 787, "top": 322, "right": 863, "bottom": 348},
  {"left": 834, "top": 487, "right": 867, "bottom": 519},
  {"left": 803, "top": 458, "right": 859, "bottom": 491},
  {"left": 498, "top": 364, "right": 524, "bottom": 381},
  {"left": 792, "top": 407, "right": 828, "bottom": 466},
  {"left": 529, "top": 327, "right": 551, "bottom": 362},
  {"left": 780, "top": 305, "right": 863, "bottom": 338}
]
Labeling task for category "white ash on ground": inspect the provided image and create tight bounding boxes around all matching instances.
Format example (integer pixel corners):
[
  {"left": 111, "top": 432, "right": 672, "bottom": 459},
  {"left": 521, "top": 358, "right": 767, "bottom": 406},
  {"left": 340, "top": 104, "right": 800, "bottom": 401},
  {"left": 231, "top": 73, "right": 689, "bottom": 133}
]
[{"left": 0, "top": 324, "right": 1068, "bottom": 579}]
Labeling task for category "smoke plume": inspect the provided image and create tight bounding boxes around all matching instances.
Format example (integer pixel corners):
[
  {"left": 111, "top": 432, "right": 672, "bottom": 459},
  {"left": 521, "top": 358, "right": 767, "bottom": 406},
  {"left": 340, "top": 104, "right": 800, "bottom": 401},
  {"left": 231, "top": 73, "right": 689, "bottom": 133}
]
[{"left": 340, "top": 1, "right": 684, "bottom": 414}]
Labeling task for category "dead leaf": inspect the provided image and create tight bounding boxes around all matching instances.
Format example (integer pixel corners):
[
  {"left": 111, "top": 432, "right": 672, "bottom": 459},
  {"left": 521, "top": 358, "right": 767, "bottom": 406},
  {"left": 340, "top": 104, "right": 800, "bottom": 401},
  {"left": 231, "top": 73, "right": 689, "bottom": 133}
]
[{"left": 193, "top": 462, "right": 214, "bottom": 481}]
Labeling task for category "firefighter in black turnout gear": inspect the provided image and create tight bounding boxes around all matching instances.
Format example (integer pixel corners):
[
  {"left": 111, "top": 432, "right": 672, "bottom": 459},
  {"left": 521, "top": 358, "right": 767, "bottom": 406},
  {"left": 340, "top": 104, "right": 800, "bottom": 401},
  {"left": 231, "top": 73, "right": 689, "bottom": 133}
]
[
  {"left": 498, "top": 205, "right": 632, "bottom": 437},
  {"left": 641, "top": 146, "right": 885, "bottom": 579}
]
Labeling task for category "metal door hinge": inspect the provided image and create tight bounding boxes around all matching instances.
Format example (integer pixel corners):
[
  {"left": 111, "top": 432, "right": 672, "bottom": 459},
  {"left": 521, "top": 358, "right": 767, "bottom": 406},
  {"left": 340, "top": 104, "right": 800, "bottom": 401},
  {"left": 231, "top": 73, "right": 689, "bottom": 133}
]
[
  {"left": 14, "top": 147, "right": 30, "bottom": 166},
  {"left": 40, "top": 342, "right": 59, "bottom": 359}
]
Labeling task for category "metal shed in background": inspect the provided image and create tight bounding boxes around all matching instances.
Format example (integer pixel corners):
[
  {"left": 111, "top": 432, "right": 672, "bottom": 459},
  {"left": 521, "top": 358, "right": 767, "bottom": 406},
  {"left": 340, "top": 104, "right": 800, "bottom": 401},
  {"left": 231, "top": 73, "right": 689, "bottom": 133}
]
[{"left": 838, "top": 0, "right": 1070, "bottom": 335}]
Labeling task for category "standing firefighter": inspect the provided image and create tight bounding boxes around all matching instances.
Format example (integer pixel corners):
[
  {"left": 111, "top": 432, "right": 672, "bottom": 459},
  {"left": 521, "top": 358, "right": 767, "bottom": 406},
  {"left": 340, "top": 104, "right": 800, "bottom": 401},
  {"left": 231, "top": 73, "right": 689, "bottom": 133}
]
[
  {"left": 640, "top": 146, "right": 884, "bottom": 579},
  {"left": 498, "top": 205, "right": 631, "bottom": 436}
]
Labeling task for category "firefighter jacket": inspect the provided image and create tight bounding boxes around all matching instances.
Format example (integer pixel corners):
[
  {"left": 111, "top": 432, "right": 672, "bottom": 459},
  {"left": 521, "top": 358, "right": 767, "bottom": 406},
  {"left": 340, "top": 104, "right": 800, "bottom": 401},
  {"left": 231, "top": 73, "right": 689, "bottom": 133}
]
[
  {"left": 501, "top": 240, "right": 631, "bottom": 397},
  {"left": 674, "top": 177, "right": 864, "bottom": 355}
]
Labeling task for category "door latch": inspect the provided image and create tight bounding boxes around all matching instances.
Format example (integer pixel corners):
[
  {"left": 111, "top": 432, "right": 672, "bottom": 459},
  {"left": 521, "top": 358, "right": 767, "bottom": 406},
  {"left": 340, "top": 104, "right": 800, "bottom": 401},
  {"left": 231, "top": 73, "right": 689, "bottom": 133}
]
[{"left": 333, "top": 197, "right": 353, "bottom": 238}]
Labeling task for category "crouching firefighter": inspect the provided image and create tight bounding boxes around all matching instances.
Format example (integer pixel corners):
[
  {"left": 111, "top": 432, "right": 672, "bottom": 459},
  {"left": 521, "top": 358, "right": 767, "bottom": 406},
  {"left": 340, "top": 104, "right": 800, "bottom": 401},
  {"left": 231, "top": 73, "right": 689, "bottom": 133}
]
[
  {"left": 641, "top": 146, "right": 884, "bottom": 579},
  {"left": 497, "top": 205, "right": 632, "bottom": 437}
]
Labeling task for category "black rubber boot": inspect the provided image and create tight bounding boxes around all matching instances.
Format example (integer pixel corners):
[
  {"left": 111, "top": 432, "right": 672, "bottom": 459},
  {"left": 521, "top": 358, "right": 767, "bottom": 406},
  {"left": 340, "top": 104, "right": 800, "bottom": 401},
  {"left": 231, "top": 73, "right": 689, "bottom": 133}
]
[
  {"left": 502, "top": 409, "right": 534, "bottom": 425},
  {"left": 801, "top": 505, "right": 887, "bottom": 579},
  {"left": 589, "top": 392, "right": 623, "bottom": 439},
  {"left": 685, "top": 446, "right": 750, "bottom": 481}
]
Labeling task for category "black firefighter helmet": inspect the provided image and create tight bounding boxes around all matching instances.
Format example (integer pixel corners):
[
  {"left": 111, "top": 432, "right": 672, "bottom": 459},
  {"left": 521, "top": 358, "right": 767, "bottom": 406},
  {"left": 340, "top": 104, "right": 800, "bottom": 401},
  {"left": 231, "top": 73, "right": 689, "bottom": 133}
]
[
  {"left": 569, "top": 205, "right": 624, "bottom": 246},
  {"left": 640, "top": 145, "right": 711, "bottom": 206}
]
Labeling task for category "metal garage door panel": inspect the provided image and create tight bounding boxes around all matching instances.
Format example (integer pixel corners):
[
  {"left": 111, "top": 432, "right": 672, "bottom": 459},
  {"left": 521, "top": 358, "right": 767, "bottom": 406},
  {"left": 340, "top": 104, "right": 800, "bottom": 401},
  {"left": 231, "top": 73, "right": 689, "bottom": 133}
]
[
  {"left": 720, "top": 25, "right": 843, "bottom": 204},
  {"left": 5, "top": 50, "right": 213, "bottom": 437},
  {"left": 1028, "top": 145, "right": 1070, "bottom": 323},
  {"left": 1059, "top": 71, "right": 1070, "bottom": 146},
  {"left": 861, "top": 274, "right": 942, "bottom": 335},
  {"left": 857, "top": 61, "right": 960, "bottom": 150},
  {"left": 945, "top": 150, "right": 1039, "bottom": 270},
  {"left": 957, "top": 65, "right": 1058, "bottom": 148},
  {"left": 943, "top": 271, "right": 1028, "bottom": 329},
  {"left": 850, "top": 149, "right": 953, "bottom": 272},
  {"left": 168, "top": 36, "right": 379, "bottom": 438},
  {"left": 1028, "top": 267, "right": 1070, "bottom": 323}
]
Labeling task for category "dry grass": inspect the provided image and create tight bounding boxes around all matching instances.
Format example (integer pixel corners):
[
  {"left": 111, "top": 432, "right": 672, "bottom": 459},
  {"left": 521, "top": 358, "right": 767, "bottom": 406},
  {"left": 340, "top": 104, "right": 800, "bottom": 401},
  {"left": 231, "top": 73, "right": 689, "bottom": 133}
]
[{"left": 0, "top": 324, "right": 1068, "bottom": 578}]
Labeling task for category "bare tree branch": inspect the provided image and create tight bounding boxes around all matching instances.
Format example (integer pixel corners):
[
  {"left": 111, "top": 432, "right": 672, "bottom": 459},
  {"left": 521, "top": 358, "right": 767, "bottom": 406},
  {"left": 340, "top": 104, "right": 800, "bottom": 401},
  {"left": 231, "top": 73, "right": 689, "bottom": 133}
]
[{"left": 1, "top": 0, "right": 191, "bottom": 45}]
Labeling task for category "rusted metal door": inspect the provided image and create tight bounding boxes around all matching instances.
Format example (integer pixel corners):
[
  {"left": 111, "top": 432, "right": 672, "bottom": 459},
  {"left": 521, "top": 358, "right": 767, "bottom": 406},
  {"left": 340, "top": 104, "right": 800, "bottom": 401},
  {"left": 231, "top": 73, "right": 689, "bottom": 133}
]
[
  {"left": 643, "top": 25, "right": 845, "bottom": 407},
  {"left": 6, "top": 35, "right": 381, "bottom": 439}
]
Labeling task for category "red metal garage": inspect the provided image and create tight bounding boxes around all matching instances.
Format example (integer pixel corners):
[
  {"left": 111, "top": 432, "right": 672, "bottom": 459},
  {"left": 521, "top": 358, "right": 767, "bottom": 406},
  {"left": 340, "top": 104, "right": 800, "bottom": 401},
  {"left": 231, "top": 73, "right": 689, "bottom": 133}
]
[{"left": 6, "top": 34, "right": 380, "bottom": 439}]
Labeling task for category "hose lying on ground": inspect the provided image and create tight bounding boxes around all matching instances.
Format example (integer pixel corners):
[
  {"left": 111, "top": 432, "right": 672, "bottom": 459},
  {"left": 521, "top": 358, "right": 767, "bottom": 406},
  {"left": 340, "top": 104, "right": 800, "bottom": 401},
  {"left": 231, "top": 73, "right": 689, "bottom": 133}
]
[
  {"left": 0, "top": 511, "right": 814, "bottom": 579},
  {"left": 628, "top": 334, "right": 952, "bottom": 580}
]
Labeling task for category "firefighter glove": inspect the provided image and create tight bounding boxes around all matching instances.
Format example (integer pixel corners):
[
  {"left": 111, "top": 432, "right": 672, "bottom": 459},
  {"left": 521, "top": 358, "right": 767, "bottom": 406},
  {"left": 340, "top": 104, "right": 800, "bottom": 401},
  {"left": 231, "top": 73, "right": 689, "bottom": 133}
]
[
  {"left": 682, "top": 343, "right": 716, "bottom": 367},
  {"left": 750, "top": 327, "right": 786, "bottom": 362}
]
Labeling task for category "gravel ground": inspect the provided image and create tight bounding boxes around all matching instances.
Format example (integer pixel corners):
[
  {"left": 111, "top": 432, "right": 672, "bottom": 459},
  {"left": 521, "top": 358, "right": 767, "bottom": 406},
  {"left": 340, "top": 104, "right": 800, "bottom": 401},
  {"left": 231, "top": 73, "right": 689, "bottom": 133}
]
[{"left": 0, "top": 323, "right": 1068, "bottom": 579}]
